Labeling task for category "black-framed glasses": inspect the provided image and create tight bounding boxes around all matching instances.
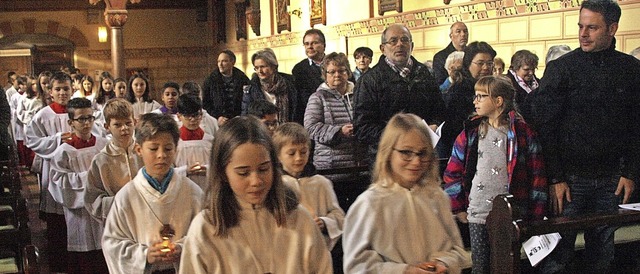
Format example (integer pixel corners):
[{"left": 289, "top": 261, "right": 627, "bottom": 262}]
[
  {"left": 472, "top": 61, "right": 495, "bottom": 67},
  {"left": 72, "top": 115, "right": 96, "bottom": 123},
  {"left": 393, "top": 148, "right": 431, "bottom": 162},
  {"left": 383, "top": 37, "right": 411, "bottom": 46},
  {"left": 474, "top": 94, "right": 490, "bottom": 102},
  {"left": 183, "top": 112, "right": 203, "bottom": 120}
]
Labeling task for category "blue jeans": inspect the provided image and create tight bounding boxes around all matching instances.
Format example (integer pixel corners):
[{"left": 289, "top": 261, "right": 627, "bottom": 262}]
[{"left": 539, "top": 174, "right": 620, "bottom": 274}]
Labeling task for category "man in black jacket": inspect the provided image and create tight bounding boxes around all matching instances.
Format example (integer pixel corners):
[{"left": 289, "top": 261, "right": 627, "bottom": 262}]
[
  {"left": 353, "top": 24, "right": 445, "bottom": 163},
  {"left": 292, "top": 29, "right": 326, "bottom": 125},
  {"left": 432, "top": 22, "right": 468, "bottom": 86},
  {"left": 528, "top": 0, "right": 640, "bottom": 272},
  {"left": 201, "top": 50, "right": 250, "bottom": 126}
]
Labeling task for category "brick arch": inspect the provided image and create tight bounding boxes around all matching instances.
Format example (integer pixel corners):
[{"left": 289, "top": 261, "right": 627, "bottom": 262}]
[{"left": 0, "top": 19, "right": 88, "bottom": 47}]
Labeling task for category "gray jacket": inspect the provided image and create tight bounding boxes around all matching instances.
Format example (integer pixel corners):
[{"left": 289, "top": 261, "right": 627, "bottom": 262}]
[{"left": 304, "top": 82, "right": 367, "bottom": 170}]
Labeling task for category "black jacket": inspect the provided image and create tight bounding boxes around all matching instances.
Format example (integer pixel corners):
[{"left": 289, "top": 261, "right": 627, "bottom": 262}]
[
  {"left": 201, "top": 67, "right": 250, "bottom": 119},
  {"left": 433, "top": 42, "right": 457, "bottom": 86},
  {"left": 527, "top": 40, "right": 640, "bottom": 181},
  {"left": 353, "top": 55, "right": 445, "bottom": 157},
  {"left": 292, "top": 59, "right": 324, "bottom": 125}
]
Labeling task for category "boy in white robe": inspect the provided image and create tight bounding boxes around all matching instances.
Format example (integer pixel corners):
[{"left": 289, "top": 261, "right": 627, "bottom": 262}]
[
  {"left": 173, "top": 93, "right": 212, "bottom": 190},
  {"left": 49, "top": 97, "right": 109, "bottom": 273},
  {"left": 102, "top": 113, "right": 203, "bottom": 274},
  {"left": 179, "top": 116, "right": 332, "bottom": 274},
  {"left": 25, "top": 72, "right": 102, "bottom": 272},
  {"left": 85, "top": 98, "right": 141, "bottom": 223},
  {"left": 273, "top": 122, "right": 345, "bottom": 251}
]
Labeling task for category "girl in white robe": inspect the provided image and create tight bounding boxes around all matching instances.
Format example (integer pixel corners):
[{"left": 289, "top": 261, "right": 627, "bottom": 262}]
[
  {"left": 179, "top": 116, "right": 332, "bottom": 274},
  {"left": 342, "top": 113, "right": 471, "bottom": 274},
  {"left": 126, "top": 73, "right": 161, "bottom": 121}
]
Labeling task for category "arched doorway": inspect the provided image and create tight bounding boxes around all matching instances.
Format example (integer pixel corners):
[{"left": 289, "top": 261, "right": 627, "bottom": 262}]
[{"left": 0, "top": 19, "right": 88, "bottom": 77}]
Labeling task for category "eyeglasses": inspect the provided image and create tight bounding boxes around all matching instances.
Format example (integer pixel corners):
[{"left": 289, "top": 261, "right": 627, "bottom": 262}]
[
  {"left": 472, "top": 61, "right": 495, "bottom": 67},
  {"left": 182, "top": 112, "right": 203, "bottom": 120},
  {"left": 326, "top": 69, "right": 348, "bottom": 75},
  {"left": 383, "top": 37, "right": 411, "bottom": 46},
  {"left": 474, "top": 94, "right": 491, "bottom": 102},
  {"left": 72, "top": 115, "right": 96, "bottom": 123},
  {"left": 393, "top": 148, "right": 431, "bottom": 162}
]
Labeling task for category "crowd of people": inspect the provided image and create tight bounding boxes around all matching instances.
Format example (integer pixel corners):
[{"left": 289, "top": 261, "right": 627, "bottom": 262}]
[{"left": 1, "top": 0, "right": 639, "bottom": 273}]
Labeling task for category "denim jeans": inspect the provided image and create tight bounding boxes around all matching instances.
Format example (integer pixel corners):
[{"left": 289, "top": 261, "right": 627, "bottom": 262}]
[{"left": 539, "top": 174, "right": 620, "bottom": 274}]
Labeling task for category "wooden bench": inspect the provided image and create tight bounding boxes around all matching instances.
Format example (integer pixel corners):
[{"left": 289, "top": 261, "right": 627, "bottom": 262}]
[{"left": 486, "top": 194, "right": 640, "bottom": 274}]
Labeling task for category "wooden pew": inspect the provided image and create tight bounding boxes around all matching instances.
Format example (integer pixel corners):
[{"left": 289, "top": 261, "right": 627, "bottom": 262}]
[{"left": 486, "top": 194, "right": 640, "bottom": 274}]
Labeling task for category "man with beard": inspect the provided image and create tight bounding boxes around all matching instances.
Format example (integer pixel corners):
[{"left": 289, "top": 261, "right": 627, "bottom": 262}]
[
  {"left": 201, "top": 50, "right": 250, "bottom": 126},
  {"left": 528, "top": 0, "right": 640, "bottom": 272}
]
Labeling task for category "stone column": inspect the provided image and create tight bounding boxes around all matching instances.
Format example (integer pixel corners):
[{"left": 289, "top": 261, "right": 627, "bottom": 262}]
[{"left": 105, "top": 9, "right": 128, "bottom": 79}]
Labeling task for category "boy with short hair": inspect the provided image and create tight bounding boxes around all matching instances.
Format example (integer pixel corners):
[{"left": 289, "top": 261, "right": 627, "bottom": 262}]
[
  {"left": 85, "top": 98, "right": 141, "bottom": 223},
  {"left": 152, "top": 81, "right": 180, "bottom": 117},
  {"left": 174, "top": 93, "right": 213, "bottom": 190},
  {"left": 25, "top": 71, "right": 95, "bottom": 272},
  {"left": 49, "top": 97, "right": 109, "bottom": 273},
  {"left": 273, "top": 122, "right": 345, "bottom": 251},
  {"left": 102, "top": 113, "right": 203, "bottom": 273},
  {"left": 247, "top": 99, "right": 279, "bottom": 135}
]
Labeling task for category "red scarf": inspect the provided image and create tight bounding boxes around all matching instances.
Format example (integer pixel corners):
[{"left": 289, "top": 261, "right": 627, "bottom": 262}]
[
  {"left": 66, "top": 134, "right": 96, "bottom": 149},
  {"left": 50, "top": 102, "right": 67, "bottom": 114},
  {"left": 180, "top": 126, "right": 204, "bottom": 141}
]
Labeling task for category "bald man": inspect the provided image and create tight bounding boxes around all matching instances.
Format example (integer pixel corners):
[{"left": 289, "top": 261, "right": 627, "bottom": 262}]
[{"left": 433, "top": 22, "right": 469, "bottom": 85}]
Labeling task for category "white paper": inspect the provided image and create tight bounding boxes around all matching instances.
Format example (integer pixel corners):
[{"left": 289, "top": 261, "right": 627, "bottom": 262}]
[
  {"left": 422, "top": 120, "right": 444, "bottom": 148},
  {"left": 619, "top": 203, "right": 640, "bottom": 211},
  {"left": 522, "top": 232, "right": 562, "bottom": 267}
]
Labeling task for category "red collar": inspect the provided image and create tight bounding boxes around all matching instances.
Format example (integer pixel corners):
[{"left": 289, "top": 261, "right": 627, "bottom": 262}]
[
  {"left": 66, "top": 134, "right": 96, "bottom": 149},
  {"left": 49, "top": 102, "right": 67, "bottom": 114},
  {"left": 180, "top": 126, "right": 204, "bottom": 141}
]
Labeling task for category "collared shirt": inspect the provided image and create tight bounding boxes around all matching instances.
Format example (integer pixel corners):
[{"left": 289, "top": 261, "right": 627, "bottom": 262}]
[
  {"left": 142, "top": 167, "right": 174, "bottom": 194},
  {"left": 307, "top": 57, "right": 323, "bottom": 67},
  {"left": 385, "top": 57, "right": 413, "bottom": 78}
]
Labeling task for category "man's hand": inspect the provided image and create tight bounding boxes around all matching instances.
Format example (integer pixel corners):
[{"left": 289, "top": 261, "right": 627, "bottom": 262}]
[
  {"left": 615, "top": 176, "right": 635, "bottom": 204},
  {"left": 549, "top": 182, "right": 571, "bottom": 216}
]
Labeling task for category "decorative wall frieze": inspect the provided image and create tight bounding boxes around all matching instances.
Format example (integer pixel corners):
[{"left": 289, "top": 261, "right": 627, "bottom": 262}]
[
  {"left": 245, "top": 0, "right": 640, "bottom": 49},
  {"left": 87, "top": 46, "right": 210, "bottom": 60}
]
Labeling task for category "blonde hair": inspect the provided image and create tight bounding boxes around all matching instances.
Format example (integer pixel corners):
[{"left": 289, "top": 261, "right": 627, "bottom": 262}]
[
  {"left": 272, "top": 122, "right": 310, "bottom": 154},
  {"left": 372, "top": 113, "right": 441, "bottom": 188},
  {"left": 102, "top": 98, "right": 134, "bottom": 124}
]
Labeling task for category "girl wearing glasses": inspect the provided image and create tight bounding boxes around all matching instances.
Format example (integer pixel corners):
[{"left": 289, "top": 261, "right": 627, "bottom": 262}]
[
  {"left": 343, "top": 113, "right": 470, "bottom": 274},
  {"left": 443, "top": 76, "right": 547, "bottom": 273}
]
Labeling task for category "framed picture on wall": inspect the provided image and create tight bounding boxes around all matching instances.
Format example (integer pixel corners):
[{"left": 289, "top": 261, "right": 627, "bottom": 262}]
[
  {"left": 310, "top": 0, "right": 326, "bottom": 26},
  {"left": 277, "top": 0, "right": 291, "bottom": 33},
  {"left": 379, "top": 0, "right": 402, "bottom": 15}
]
